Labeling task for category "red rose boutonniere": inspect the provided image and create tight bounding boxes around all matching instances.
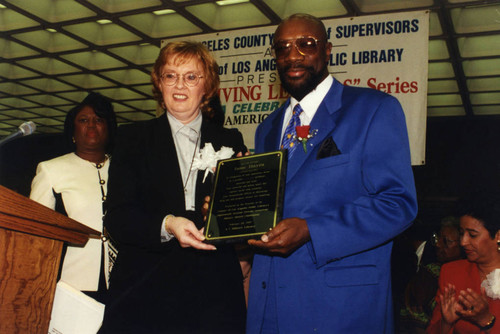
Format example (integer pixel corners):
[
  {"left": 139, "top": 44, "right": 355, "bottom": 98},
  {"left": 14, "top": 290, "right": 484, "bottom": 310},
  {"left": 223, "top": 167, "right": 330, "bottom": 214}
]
[{"left": 294, "top": 125, "right": 318, "bottom": 153}]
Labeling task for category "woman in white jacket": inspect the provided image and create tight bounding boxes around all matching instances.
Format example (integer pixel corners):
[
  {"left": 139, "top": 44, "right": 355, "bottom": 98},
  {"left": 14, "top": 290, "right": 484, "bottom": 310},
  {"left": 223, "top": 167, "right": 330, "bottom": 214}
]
[{"left": 30, "top": 92, "right": 117, "bottom": 302}]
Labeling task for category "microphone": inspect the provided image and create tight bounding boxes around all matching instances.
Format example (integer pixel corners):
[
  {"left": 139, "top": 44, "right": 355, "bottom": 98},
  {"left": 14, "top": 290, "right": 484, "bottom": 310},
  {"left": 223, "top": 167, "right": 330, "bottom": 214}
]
[{"left": 0, "top": 121, "right": 37, "bottom": 147}]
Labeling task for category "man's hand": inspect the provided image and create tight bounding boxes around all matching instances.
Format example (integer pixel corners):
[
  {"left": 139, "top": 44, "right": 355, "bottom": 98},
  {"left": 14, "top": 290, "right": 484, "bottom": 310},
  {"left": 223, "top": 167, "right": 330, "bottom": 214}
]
[
  {"left": 236, "top": 150, "right": 251, "bottom": 158},
  {"left": 202, "top": 196, "right": 211, "bottom": 221},
  {"left": 167, "top": 216, "right": 216, "bottom": 250},
  {"left": 248, "top": 218, "right": 310, "bottom": 256}
]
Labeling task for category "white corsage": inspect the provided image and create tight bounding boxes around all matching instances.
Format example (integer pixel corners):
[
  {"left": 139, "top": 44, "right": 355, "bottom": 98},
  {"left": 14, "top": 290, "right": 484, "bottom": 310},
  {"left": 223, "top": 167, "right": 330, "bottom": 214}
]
[
  {"left": 481, "top": 268, "right": 500, "bottom": 299},
  {"left": 191, "top": 143, "right": 234, "bottom": 182}
]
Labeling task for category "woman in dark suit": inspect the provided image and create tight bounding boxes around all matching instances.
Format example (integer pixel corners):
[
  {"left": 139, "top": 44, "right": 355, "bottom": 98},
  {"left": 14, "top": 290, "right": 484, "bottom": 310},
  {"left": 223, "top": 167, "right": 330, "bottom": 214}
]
[{"left": 99, "top": 41, "right": 247, "bottom": 334}]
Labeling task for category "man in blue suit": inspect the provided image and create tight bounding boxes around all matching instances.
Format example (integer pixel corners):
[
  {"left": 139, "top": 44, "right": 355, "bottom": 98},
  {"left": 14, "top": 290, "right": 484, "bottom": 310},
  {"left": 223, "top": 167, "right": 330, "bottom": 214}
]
[{"left": 247, "top": 13, "right": 418, "bottom": 333}]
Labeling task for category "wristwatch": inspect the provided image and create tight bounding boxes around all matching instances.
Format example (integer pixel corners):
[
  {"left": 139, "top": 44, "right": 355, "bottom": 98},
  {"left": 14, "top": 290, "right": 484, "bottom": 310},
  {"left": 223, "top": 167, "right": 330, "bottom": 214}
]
[{"left": 479, "top": 315, "right": 496, "bottom": 331}]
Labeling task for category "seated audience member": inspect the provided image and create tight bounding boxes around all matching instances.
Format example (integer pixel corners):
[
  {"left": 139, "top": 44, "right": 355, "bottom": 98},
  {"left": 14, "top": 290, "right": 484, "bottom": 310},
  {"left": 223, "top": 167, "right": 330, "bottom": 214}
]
[
  {"left": 400, "top": 216, "right": 463, "bottom": 333},
  {"left": 435, "top": 216, "right": 464, "bottom": 264},
  {"left": 427, "top": 190, "right": 500, "bottom": 333},
  {"left": 393, "top": 219, "right": 436, "bottom": 331}
]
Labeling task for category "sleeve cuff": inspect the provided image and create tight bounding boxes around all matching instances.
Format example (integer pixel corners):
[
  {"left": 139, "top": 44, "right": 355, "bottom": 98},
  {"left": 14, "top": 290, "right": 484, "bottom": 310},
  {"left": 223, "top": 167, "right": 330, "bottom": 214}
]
[{"left": 160, "top": 215, "right": 175, "bottom": 242}]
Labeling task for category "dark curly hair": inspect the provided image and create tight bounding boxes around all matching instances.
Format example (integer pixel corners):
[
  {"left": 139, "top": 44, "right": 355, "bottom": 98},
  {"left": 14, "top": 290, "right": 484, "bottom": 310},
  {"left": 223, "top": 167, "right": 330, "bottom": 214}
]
[
  {"left": 64, "top": 92, "right": 117, "bottom": 153},
  {"left": 456, "top": 189, "right": 500, "bottom": 239}
]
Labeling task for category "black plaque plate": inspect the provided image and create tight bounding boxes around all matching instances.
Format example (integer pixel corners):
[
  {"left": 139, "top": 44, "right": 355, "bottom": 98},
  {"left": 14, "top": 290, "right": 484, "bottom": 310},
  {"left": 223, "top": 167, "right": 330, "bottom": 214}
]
[{"left": 204, "top": 151, "right": 287, "bottom": 244}]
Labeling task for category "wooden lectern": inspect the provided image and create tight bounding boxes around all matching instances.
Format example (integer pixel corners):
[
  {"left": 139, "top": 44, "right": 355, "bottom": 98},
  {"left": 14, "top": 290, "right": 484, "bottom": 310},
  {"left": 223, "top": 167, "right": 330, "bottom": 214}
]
[{"left": 0, "top": 185, "right": 100, "bottom": 334}]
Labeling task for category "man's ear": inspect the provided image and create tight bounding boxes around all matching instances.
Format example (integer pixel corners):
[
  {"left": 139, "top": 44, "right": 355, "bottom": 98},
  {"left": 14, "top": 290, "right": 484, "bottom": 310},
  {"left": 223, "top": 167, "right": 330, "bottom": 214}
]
[
  {"left": 324, "top": 42, "right": 332, "bottom": 64},
  {"left": 325, "top": 42, "right": 333, "bottom": 53}
]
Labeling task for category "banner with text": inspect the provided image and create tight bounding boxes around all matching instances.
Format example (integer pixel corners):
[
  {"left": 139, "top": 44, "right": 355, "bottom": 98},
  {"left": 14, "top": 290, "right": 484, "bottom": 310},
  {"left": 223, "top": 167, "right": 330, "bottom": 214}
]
[{"left": 162, "top": 11, "right": 429, "bottom": 165}]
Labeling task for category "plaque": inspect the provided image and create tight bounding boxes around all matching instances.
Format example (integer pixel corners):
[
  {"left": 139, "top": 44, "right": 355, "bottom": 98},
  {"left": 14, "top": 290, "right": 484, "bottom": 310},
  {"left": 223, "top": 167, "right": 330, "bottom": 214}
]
[{"left": 204, "top": 151, "right": 287, "bottom": 244}]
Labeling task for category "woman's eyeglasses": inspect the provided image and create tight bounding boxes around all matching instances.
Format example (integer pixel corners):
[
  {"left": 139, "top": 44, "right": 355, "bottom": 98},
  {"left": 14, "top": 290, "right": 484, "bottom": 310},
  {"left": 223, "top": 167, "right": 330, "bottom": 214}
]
[
  {"left": 271, "top": 37, "right": 322, "bottom": 59},
  {"left": 431, "top": 232, "right": 459, "bottom": 248},
  {"left": 160, "top": 72, "right": 204, "bottom": 87}
]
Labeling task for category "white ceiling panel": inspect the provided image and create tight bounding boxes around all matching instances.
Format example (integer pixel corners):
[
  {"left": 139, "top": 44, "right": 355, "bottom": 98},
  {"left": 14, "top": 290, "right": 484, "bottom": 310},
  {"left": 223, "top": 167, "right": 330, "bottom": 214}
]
[
  {"left": 263, "top": 0, "right": 348, "bottom": 18},
  {"left": 12, "top": 30, "right": 87, "bottom": 53},
  {"left": 0, "top": 38, "right": 39, "bottom": 59},
  {"left": 120, "top": 13, "right": 202, "bottom": 38},
  {"left": 353, "top": 0, "right": 434, "bottom": 13},
  {"left": 63, "top": 22, "right": 142, "bottom": 46},
  {"left": 60, "top": 51, "right": 127, "bottom": 70},
  {"left": 107, "top": 44, "right": 160, "bottom": 66},
  {"left": 3, "top": 0, "right": 96, "bottom": 23},
  {"left": 87, "top": 0, "right": 163, "bottom": 13},
  {"left": 0, "top": 7, "right": 39, "bottom": 31},
  {"left": 451, "top": 4, "right": 500, "bottom": 34},
  {"left": 428, "top": 80, "right": 459, "bottom": 94},
  {"left": 17, "top": 58, "right": 79, "bottom": 75},
  {"left": 186, "top": 2, "right": 270, "bottom": 30}
]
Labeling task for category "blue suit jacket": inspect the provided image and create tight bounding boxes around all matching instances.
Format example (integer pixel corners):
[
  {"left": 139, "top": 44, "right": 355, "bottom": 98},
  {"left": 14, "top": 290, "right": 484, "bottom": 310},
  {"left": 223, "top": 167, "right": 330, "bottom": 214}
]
[{"left": 247, "top": 78, "right": 418, "bottom": 333}]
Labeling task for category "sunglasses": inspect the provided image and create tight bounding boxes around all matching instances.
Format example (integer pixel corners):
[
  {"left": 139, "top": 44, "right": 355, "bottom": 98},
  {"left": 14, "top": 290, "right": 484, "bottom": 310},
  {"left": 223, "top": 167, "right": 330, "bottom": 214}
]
[{"left": 271, "top": 37, "right": 322, "bottom": 59}]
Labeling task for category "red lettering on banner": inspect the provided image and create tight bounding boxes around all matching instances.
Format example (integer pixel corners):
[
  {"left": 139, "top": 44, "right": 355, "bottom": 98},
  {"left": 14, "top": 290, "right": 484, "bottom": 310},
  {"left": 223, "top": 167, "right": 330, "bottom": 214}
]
[
  {"left": 366, "top": 77, "right": 418, "bottom": 94},
  {"left": 267, "top": 84, "right": 289, "bottom": 100},
  {"left": 219, "top": 86, "right": 263, "bottom": 103}
]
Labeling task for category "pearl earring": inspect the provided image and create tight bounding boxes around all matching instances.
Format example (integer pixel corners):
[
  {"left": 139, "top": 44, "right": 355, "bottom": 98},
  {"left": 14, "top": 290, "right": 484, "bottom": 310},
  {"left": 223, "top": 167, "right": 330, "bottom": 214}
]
[{"left": 497, "top": 241, "right": 500, "bottom": 252}]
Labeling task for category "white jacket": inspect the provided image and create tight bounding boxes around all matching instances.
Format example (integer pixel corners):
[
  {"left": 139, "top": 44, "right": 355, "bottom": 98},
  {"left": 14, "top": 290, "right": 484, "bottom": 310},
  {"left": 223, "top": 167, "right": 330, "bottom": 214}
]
[{"left": 30, "top": 152, "right": 109, "bottom": 291}]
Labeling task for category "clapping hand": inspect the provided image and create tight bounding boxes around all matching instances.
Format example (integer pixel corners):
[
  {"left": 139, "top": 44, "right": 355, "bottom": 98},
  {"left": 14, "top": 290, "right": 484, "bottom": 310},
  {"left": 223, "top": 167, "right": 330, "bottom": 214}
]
[
  {"left": 439, "top": 284, "right": 494, "bottom": 330},
  {"left": 456, "top": 288, "right": 493, "bottom": 328},
  {"left": 439, "top": 284, "right": 460, "bottom": 326}
]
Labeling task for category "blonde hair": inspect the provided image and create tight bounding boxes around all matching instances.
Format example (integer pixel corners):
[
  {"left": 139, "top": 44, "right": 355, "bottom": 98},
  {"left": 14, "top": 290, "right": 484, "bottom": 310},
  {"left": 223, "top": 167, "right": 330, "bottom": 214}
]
[{"left": 151, "top": 41, "right": 220, "bottom": 117}]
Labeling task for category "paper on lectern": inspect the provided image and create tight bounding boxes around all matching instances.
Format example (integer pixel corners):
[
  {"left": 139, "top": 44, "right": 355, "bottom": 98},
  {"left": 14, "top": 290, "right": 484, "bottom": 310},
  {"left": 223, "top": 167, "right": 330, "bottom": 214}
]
[{"left": 48, "top": 281, "right": 104, "bottom": 334}]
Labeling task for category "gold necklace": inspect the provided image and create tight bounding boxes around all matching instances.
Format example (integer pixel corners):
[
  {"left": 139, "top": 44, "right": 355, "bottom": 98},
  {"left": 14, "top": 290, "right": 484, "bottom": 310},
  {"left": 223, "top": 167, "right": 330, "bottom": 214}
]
[{"left": 91, "top": 155, "right": 109, "bottom": 212}]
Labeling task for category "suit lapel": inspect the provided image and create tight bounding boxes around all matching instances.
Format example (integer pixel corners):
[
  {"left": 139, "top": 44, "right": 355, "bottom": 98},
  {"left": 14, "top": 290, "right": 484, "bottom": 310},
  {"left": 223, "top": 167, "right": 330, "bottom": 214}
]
[
  {"left": 285, "top": 79, "right": 344, "bottom": 181},
  {"left": 195, "top": 118, "right": 218, "bottom": 217},
  {"left": 263, "top": 100, "right": 289, "bottom": 153},
  {"left": 153, "top": 114, "right": 186, "bottom": 207}
]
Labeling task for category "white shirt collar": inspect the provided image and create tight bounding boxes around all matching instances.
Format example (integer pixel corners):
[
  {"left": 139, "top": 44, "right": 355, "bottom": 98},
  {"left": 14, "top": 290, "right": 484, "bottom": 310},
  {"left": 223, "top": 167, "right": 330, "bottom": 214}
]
[
  {"left": 167, "top": 111, "right": 202, "bottom": 135},
  {"left": 289, "top": 75, "right": 333, "bottom": 124},
  {"left": 415, "top": 240, "right": 427, "bottom": 269},
  {"left": 281, "top": 75, "right": 333, "bottom": 138}
]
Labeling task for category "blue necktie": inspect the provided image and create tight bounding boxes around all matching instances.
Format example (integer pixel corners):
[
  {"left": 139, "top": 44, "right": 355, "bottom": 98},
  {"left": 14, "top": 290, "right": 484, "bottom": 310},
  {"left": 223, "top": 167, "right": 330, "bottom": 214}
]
[{"left": 281, "top": 103, "right": 303, "bottom": 158}]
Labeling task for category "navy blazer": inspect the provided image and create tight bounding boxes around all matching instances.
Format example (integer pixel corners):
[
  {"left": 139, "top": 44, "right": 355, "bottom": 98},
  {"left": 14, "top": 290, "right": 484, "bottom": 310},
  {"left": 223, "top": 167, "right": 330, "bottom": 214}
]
[{"left": 247, "top": 78, "right": 418, "bottom": 333}]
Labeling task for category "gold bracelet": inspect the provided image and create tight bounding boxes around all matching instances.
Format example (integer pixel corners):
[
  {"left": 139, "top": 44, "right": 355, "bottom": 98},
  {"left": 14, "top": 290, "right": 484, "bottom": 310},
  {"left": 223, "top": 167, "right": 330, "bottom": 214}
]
[
  {"left": 479, "top": 315, "right": 496, "bottom": 331},
  {"left": 165, "top": 214, "right": 174, "bottom": 234}
]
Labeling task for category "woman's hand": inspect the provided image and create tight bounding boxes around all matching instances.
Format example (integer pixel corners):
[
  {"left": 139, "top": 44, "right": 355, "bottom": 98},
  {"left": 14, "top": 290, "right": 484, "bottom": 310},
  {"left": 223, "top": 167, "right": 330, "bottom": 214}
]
[
  {"left": 166, "top": 216, "right": 216, "bottom": 250},
  {"left": 456, "top": 288, "right": 493, "bottom": 328},
  {"left": 439, "top": 284, "right": 460, "bottom": 326}
]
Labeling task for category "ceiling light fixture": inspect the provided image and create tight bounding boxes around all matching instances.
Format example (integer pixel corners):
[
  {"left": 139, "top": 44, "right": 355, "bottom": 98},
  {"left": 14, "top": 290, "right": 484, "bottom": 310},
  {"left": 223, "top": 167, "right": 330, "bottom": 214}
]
[
  {"left": 0, "top": 4, "right": 6, "bottom": 9},
  {"left": 215, "top": 0, "right": 249, "bottom": 6},
  {"left": 97, "top": 19, "right": 112, "bottom": 25},
  {"left": 153, "top": 9, "right": 176, "bottom": 15},
  {"left": 46, "top": 28, "right": 57, "bottom": 33}
]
